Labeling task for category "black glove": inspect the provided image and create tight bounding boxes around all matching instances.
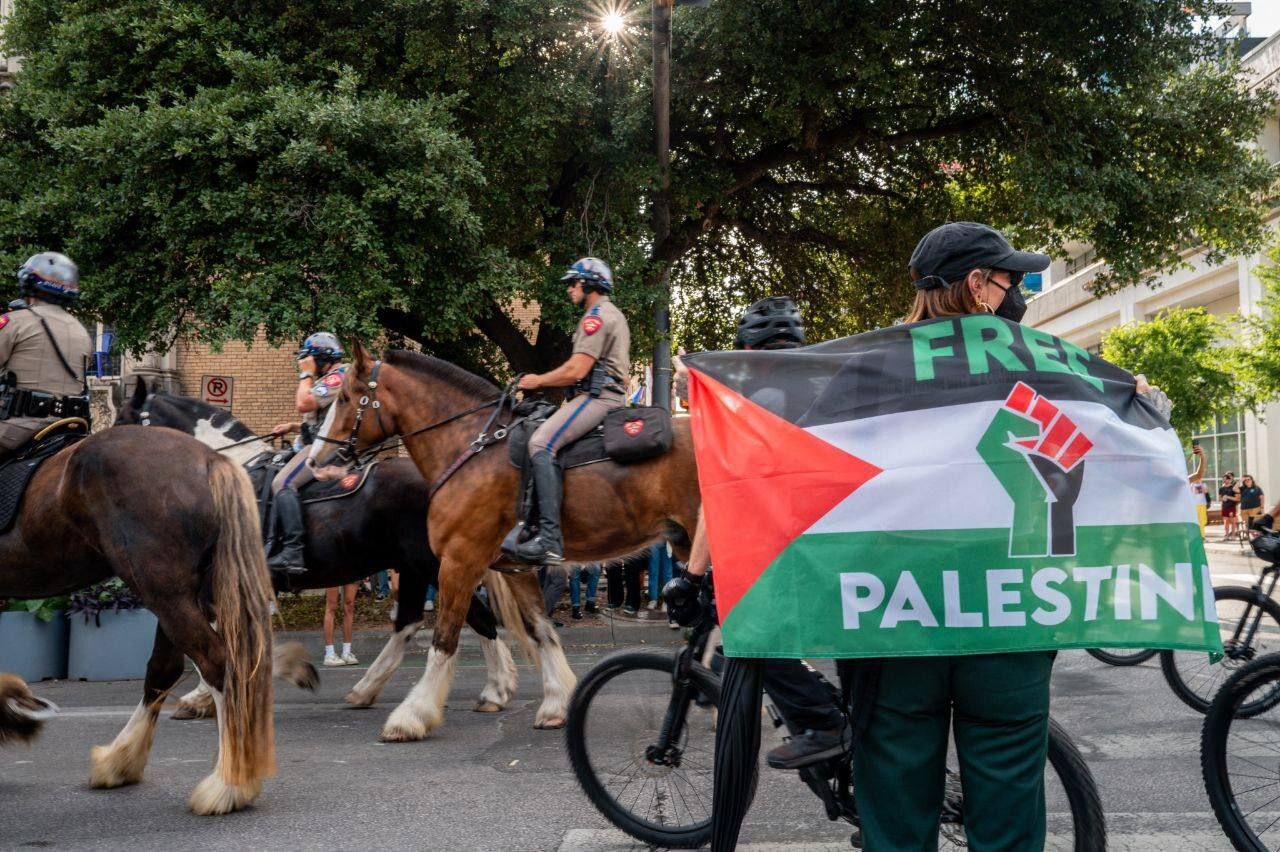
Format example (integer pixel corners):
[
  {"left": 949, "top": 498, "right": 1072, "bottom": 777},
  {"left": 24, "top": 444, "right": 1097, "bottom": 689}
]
[
  {"left": 1252, "top": 513, "right": 1274, "bottom": 532},
  {"left": 662, "top": 572, "right": 705, "bottom": 627}
]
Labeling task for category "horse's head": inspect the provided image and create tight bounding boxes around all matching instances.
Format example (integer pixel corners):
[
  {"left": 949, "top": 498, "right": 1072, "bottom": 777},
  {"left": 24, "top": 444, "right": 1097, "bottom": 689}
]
[
  {"left": 310, "top": 339, "right": 398, "bottom": 474},
  {"left": 115, "top": 377, "right": 154, "bottom": 426},
  {"left": 116, "top": 376, "right": 260, "bottom": 454}
]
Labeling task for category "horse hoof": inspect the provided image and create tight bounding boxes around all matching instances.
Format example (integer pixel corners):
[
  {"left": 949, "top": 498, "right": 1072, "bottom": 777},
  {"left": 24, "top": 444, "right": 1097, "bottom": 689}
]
[
  {"left": 533, "top": 715, "right": 566, "bottom": 730},
  {"left": 345, "top": 691, "right": 375, "bottom": 708},
  {"left": 379, "top": 723, "right": 426, "bottom": 743},
  {"left": 474, "top": 701, "right": 504, "bottom": 713},
  {"left": 171, "top": 703, "right": 209, "bottom": 721},
  {"left": 188, "top": 773, "right": 262, "bottom": 816},
  {"left": 89, "top": 745, "right": 145, "bottom": 788},
  {"left": 296, "top": 663, "right": 320, "bottom": 692}
]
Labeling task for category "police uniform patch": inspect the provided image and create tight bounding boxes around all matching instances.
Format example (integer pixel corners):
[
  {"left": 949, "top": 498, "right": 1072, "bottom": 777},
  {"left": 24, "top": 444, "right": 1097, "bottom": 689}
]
[
  {"left": 582, "top": 316, "right": 603, "bottom": 336},
  {"left": 323, "top": 372, "right": 343, "bottom": 387},
  {"left": 623, "top": 419, "right": 645, "bottom": 436},
  {"left": 341, "top": 473, "right": 359, "bottom": 490},
  {"left": 0, "top": 315, "right": 8, "bottom": 331},
  {"left": 315, "top": 385, "right": 329, "bottom": 397}
]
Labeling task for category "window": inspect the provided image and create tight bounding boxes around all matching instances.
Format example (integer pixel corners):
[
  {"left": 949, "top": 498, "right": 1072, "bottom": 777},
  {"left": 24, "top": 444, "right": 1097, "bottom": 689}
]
[
  {"left": 91, "top": 324, "right": 121, "bottom": 379},
  {"left": 1191, "top": 412, "right": 1248, "bottom": 505}
]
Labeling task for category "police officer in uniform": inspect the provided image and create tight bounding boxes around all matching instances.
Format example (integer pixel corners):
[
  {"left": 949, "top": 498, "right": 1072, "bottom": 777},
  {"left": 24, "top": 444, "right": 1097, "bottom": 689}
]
[
  {"left": 0, "top": 253, "right": 93, "bottom": 462},
  {"left": 666, "top": 297, "right": 850, "bottom": 769},
  {"left": 505, "top": 257, "right": 630, "bottom": 566},
  {"left": 266, "top": 332, "right": 347, "bottom": 575}
]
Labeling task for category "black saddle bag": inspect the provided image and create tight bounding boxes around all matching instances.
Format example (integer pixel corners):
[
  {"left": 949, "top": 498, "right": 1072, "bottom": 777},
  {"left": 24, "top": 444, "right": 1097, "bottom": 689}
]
[{"left": 602, "top": 406, "right": 672, "bottom": 464}]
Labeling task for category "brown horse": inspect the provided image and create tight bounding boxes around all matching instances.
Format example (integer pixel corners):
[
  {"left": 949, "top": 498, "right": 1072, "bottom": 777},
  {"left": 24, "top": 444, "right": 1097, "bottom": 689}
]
[
  {"left": 0, "top": 426, "right": 275, "bottom": 814},
  {"left": 0, "top": 673, "right": 57, "bottom": 745},
  {"left": 310, "top": 342, "right": 701, "bottom": 742}
]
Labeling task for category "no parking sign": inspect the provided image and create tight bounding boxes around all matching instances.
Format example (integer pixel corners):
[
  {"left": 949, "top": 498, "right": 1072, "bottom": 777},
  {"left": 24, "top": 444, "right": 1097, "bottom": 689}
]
[{"left": 201, "top": 375, "right": 233, "bottom": 409}]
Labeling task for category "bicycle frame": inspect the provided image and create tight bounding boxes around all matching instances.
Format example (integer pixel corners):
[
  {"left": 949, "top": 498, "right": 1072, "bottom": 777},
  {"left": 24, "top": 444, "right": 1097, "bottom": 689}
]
[{"left": 1224, "top": 565, "right": 1280, "bottom": 661}]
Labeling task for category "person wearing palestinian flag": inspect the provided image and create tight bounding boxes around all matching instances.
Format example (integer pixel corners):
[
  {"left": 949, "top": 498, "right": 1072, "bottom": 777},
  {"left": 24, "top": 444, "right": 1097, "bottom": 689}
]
[
  {"left": 265, "top": 331, "right": 348, "bottom": 576},
  {"left": 687, "top": 221, "right": 1207, "bottom": 851}
]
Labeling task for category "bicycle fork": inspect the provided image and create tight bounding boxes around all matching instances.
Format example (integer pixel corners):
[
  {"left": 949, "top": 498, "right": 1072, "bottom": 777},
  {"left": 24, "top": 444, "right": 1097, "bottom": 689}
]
[{"left": 1227, "top": 571, "right": 1280, "bottom": 659}]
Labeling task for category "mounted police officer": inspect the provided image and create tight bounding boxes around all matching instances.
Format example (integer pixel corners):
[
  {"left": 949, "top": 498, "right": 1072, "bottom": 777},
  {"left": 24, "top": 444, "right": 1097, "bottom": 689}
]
[
  {"left": 504, "top": 257, "right": 631, "bottom": 566},
  {"left": 0, "top": 253, "right": 93, "bottom": 463},
  {"left": 266, "top": 332, "right": 347, "bottom": 575}
]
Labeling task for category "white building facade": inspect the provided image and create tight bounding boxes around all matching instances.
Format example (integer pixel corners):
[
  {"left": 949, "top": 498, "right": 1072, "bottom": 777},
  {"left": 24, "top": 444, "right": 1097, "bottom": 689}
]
[{"left": 1025, "top": 31, "right": 1280, "bottom": 501}]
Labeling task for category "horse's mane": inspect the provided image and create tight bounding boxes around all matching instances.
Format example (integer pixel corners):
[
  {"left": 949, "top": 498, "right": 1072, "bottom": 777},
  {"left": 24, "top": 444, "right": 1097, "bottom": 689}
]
[{"left": 383, "top": 350, "right": 499, "bottom": 399}]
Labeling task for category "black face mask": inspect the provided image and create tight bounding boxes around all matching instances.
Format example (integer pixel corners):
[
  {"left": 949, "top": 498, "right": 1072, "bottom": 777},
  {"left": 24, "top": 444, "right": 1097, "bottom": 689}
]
[{"left": 994, "top": 283, "right": 1027, "bottom": 323}]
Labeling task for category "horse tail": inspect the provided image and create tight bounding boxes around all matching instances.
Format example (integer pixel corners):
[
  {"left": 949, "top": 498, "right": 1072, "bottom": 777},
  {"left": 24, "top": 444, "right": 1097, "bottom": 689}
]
[
  {"left": 207, "top": 454, "right": 276, "bottom": 785},
  {"left": 483, "top": 572, "right": 538, "bottom": 665}
]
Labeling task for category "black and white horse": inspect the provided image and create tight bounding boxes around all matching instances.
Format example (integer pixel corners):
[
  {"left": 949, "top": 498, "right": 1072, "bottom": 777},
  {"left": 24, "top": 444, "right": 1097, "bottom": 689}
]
[{"left": 117, "top": 380, "right": 526, "bottom": 725}]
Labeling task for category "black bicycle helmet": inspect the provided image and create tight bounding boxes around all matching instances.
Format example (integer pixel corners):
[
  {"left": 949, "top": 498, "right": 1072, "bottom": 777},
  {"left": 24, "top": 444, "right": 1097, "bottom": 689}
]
[{"left": 735, "top": 296, "right": 805, "bottom": 350}]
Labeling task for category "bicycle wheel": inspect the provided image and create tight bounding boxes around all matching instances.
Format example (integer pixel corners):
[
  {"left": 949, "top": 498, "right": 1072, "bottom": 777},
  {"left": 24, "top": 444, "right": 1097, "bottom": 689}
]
[
  {"left": 1086, "top": 648, "right": 1158, "bottom": 666},
  {"left": 1161, "top": 586, "right": 1280, "bottom": 715},
  {"left": 565, "top": 649, "right": 722, "bottom": 849},
  {"left": 1202, "top": 654, "right": 1280, "bottom": 851}
]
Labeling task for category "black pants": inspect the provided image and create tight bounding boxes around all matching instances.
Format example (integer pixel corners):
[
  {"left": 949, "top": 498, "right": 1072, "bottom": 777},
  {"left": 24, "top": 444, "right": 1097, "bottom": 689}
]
[
  {"left": 761, "top": 658, "right": 842, "bottom": 732},
  {"left": 606, "top": 552, "right": 646, "bottom": 609}
]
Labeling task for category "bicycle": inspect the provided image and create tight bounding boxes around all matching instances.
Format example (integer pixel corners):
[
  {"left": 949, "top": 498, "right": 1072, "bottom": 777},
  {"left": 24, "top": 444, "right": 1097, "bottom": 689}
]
[
  {"left": 1160, "top": 559, "right": 1280, "bottom": 715},
  {"left": 1201, "top": 652, "right": 1280, "bottom": 851},
  {"left": 564, "top": 581, "right": 1106, "bottom": 850}
]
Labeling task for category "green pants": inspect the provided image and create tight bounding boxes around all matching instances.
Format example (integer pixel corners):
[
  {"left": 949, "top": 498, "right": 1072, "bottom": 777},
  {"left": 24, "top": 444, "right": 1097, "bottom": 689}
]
[{"left": 851, "top": 652, "right": 1055, "bottom": 852}]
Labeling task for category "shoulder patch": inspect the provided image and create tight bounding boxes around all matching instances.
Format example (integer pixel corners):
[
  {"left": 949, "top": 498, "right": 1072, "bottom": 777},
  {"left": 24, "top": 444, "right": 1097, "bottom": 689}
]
[
  {"left": 314, "top": 385, "right": 329, "bottom": 397},
  {"left": 0, "top": 314, "right": 8, "bottom": 331},
  {"left": 323, "top": 372, "right": 343, "bottom": 388},
  {"left": 582, "top": 316, "right": 603, "bottom": 336}
]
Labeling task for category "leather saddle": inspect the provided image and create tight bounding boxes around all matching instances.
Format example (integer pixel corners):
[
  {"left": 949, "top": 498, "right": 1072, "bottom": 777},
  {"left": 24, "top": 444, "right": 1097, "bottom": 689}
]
[
  {"left": 245, "top": 449, "right": 377, "bottom": 550},
  {"left": 505, "top": 401, "right": 674, "bottom": 527},
  {"left": 0, "top": 418, "right": 90, "bottom": 534}
]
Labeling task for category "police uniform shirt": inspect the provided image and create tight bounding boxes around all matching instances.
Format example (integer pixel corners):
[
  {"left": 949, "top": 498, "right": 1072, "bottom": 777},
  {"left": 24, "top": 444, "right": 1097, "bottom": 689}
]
[
  {"left": 304, "top": 363, "right": 347, "bottom": 427},
  {"left": 572, "top": 296, "right": 630, "bottom": 387},
  {"left": 0, "top": 304, "right": 93, "bottom": 396}
]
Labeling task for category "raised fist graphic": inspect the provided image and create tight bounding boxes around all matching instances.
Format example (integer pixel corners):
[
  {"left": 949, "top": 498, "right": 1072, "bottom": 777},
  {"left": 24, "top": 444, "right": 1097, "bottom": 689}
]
[{"left": 977, "top": 382, "right": 1094, "bottom": 557}]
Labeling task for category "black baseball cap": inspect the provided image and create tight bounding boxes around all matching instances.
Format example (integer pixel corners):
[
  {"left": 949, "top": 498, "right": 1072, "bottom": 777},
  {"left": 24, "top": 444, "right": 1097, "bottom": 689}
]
[{"left": 910, "top": 221, "right": 1050, "bottom": 290}]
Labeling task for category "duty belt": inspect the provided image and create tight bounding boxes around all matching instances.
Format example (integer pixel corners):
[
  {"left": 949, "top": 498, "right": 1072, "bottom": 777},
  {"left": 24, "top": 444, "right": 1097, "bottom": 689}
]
[
  {"left": 572, "top": 363, "right": 626, "bottom": 399},
  {"left": 0, "top": 387, "right": 91, "bottom": 422}
]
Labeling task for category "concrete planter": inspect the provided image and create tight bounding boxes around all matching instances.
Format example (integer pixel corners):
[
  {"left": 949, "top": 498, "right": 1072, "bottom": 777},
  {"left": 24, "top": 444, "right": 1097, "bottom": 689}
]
[
  {"left": 0, "top": 610, "right": 70, "bottom": 681},
  {"left": 68, "top": 609, "right": 158, "bottom": 681}
]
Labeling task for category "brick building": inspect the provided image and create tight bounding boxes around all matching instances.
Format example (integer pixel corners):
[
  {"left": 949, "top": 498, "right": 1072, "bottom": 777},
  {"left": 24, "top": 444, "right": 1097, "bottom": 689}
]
[{"left": 116, "top": 301, "right": 545, "bottom": 437}]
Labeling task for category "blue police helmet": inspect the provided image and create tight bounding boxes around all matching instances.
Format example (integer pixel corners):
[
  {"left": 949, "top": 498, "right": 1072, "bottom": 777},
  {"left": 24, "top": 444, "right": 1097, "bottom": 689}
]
[
  {"left": 561, "top": 257, "right": 614, "bottom": 293},
  {"left": 298, "top": 332, "right": 343, "bottom": 362},
  {"left": 17, "top": 252, "right": 80, "bottom": 303}
]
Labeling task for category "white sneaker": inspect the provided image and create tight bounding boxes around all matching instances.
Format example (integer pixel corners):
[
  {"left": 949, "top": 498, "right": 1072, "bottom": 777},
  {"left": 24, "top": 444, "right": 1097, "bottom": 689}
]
[
  {"left": 388, "top": 602, "right": 398, "bottom": 622},
  {"left": 646, "top": 600, "right": 658, "bottom": 610},
  {"left": 425, "top": 600, "right": 435, "bottom": 612},
  {"left": 323, "top": 651, "right": 344, "bottom": 667},
  {"left": 341, "top": 651, "right": 359, "bottom": 666}
]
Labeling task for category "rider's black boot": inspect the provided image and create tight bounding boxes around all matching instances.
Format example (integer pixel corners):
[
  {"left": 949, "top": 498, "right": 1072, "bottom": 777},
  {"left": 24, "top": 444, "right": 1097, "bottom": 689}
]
[
  {"left": 266, "top": 488, "right": 307, "bottom": 576},
  {"left": 500, "top": 467, "right": 541, "bottom": 562},
  {"left": 514, "top": 451, "right": 564, "bottom": 566}
]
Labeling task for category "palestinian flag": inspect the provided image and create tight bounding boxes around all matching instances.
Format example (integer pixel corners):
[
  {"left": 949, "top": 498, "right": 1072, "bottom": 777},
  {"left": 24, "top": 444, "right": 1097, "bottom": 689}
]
[{"left": 685, "top": 314, "right": 1222, "bottom": 659}]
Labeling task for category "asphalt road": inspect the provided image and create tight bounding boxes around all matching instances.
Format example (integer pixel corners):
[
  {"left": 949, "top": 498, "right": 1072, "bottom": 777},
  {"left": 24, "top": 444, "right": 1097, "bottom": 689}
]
[{"left": 0, "top": 544, "right": 1269, "bottom": 851}]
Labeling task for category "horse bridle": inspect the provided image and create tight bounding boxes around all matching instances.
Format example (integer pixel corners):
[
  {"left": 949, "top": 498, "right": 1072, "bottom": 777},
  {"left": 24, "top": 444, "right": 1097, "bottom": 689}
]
[
  {"left": 313, "top": 361, "right": 391, "bottom": 467},
  {"left": 314, "top": 361, "right": 527, "bottom": 495}
]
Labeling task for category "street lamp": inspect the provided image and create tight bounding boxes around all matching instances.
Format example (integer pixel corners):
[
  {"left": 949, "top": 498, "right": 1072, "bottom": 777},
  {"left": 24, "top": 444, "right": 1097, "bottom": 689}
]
[
  {"left": 589, "top": 0, "right": 706, "bottom": 410},
  {"left": 650, "top": 0, "right": 707, "bottom": 411}
]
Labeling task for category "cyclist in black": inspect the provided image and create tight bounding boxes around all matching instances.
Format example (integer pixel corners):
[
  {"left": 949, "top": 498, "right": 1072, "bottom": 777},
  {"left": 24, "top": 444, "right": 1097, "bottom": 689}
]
[{"left": 666, "top": 297, "right": 849, "bottom": 769}]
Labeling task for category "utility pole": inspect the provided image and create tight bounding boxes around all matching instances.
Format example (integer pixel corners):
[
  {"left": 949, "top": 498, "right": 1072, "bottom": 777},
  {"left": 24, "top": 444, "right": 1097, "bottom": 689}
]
[{"left": 650, "top": 0, "right": 673, "bottom": 410}]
